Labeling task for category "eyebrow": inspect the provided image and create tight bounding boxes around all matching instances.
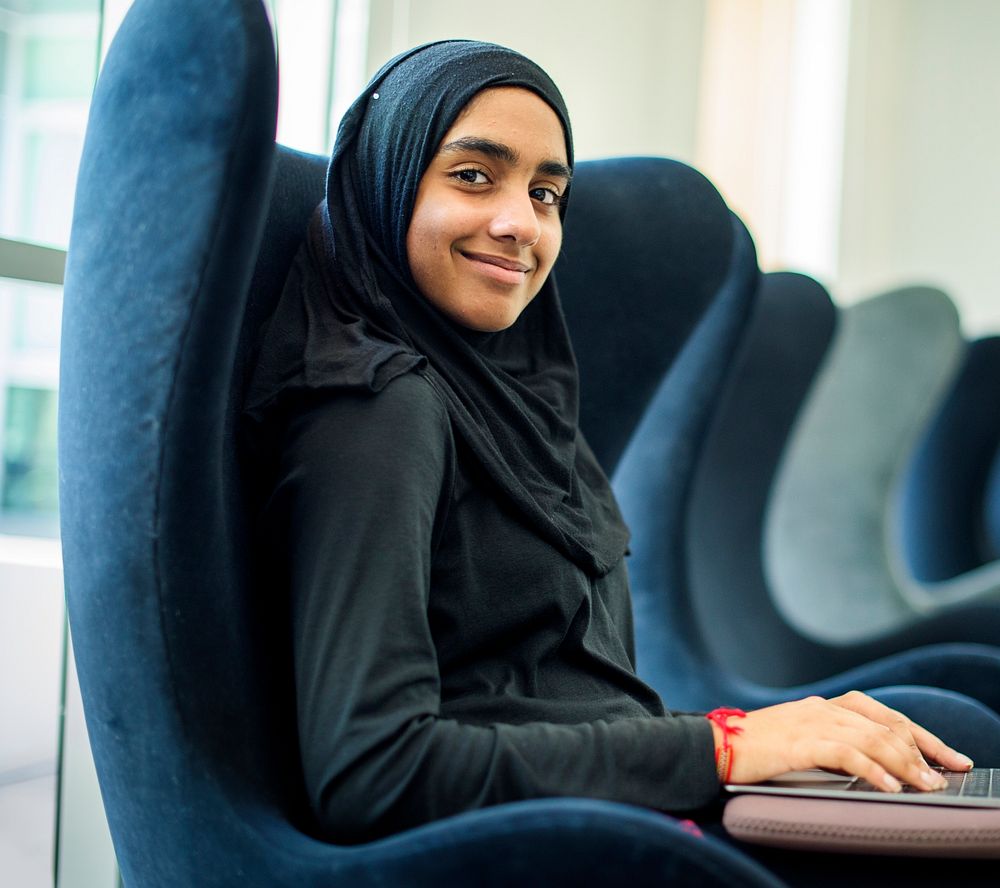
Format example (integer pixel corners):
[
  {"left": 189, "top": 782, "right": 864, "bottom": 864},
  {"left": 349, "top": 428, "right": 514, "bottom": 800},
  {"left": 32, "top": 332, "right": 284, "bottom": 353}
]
[{"left": 439, "top": 136, "right": 572, "bottom": 181}]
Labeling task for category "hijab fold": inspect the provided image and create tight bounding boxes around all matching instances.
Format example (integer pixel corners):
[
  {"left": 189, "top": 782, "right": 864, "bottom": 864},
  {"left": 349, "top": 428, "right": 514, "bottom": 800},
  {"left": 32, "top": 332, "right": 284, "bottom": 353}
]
[{"left": 246, "top": 40, "right": 629, "bottom": 576}]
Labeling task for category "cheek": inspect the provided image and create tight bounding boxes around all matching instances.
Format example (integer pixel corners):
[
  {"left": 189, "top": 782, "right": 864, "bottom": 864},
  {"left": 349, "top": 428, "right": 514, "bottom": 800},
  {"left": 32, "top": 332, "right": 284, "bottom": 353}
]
[
  {"left": 406, "top": 208, "right": 450, "bottom": 288},
  {"left": 536, "top": 223, "right": 563, "bottom": 278},
  {"left": 407, "top": 198, "right": 460, "bottom": 252}
]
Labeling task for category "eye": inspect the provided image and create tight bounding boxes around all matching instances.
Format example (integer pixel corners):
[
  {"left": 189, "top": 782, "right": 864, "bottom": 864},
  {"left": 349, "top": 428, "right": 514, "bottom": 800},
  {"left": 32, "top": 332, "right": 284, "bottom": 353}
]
[
  {"left": 451, "top": 168, "right": 489, "bottom": 185},
  {"left": 530, "top": 186, "right": 562, "bottom": 207}
]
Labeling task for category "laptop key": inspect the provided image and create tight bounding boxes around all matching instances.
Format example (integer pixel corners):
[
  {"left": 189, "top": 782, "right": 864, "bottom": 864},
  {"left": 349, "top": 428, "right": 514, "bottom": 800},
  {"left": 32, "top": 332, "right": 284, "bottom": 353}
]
[{"left": 959, "top": 771, "right": 993, "bottom": 798}]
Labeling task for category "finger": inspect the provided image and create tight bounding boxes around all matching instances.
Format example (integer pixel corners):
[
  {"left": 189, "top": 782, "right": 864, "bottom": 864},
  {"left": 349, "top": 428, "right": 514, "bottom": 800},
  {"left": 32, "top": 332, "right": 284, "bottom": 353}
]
[
  {"left": 827, "top": 700, "right": 925, "bottom": 767},
  {"left": 832, "top": 691, "right": 914, "bottom": 735},
  {"left": 831, "top": 692, "right": 930, "bottom": 769},
  {"left": 907, "top": 720, "right": 975, "bottom": 772},
  {"left": 813, "top": 740, "right": 903, "bottom": 793},
  {"left": 848, "top": 722, "right": 946, "bottom": 791},
  {"left": 876, "top": 707, "right": 931, "bottom": 772},
  {"left": 833, "top": 691, "right": 974, "bottom": 773},
  {"left": 813, "top": 704, "right": 943, "bottom": 791}
]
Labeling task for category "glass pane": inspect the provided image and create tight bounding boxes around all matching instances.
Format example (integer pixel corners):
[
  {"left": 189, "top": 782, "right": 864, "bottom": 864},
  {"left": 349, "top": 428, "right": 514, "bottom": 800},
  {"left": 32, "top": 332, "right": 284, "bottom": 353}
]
[
  {"left": 22, "top": 0, "right": 97, "bottom": 12},
  {"left": 23, "top": 35, "right": 95, "bottom": 100},
  {"left": 22, "top": 131, "right": 85, "bottom": 246},
  {"left": 0, "top": 2, "right": 101, "bottom": 885},
  {"left": 271, "top": 0, "right": 337, "bottom": 153},
  {"left": 268, "top": 0, "right": 370, "bottom": 155},
  {"left": 0, "top": 278, "right": 61, "bottom": 539},
  {"left": 1, "top": 386, "right": 58, "bottom": 525},
  {"left": 0, "top": 1, "right": 100, "bottom": 247},
  {"left": 0, "top": 37, "right": 6, "bottom": 197},
  {"left": 0, "top": 29, "right": 7, "bottom": 94},
  {"left": 12, "top": 282, "right": 62, "bottom": 351}
]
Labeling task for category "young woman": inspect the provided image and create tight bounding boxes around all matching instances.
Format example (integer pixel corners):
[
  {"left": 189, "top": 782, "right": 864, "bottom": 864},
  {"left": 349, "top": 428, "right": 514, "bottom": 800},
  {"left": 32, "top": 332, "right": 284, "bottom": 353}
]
[{"left": 245, "top": 40, "right": 981, "bottom": 851}]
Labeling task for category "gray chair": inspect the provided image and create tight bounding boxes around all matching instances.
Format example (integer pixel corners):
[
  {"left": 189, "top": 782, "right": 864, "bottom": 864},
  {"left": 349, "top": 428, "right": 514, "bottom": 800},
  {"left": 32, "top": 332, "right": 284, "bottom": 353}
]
[{"left": 765, "top": 286, "right": 963, "bottom": 642}]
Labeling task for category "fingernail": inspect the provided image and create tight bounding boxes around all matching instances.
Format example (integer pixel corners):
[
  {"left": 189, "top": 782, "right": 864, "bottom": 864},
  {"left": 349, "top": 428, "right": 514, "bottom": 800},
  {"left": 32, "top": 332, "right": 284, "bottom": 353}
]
[
  {"left": 955, "top": 753, "right": 974, "bottom": 769},
  {"left": 885, "top": 774, "right": 903, "bottom": 792},
  {"left": 922, "top": 770, "right": 944, "bottom": 790}
]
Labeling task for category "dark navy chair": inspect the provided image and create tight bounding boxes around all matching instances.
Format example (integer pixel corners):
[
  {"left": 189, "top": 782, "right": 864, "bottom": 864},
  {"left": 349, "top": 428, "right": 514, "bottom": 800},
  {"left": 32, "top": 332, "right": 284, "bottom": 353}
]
[
  {"left": 893, "top": 335, "right": 1000, "bottom": 610},
  {"left": 58, "top": 0, "right": 783, "bottom": 884},
  {"left": 616, "top": 269, "right": 1000, "bottom": 741}
]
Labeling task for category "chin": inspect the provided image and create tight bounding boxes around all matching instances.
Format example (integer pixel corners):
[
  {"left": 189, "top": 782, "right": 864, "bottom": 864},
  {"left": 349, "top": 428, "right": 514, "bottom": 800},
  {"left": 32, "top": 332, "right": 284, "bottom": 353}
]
[
  {"left": 462, "top": 312, "right": 523, "bottom": 333},
  {"left": 450, "top": 300, "right": 530, "bottom": 333},
  {"left": 469, "top": 316, "right": 518, "bottom": 333}
]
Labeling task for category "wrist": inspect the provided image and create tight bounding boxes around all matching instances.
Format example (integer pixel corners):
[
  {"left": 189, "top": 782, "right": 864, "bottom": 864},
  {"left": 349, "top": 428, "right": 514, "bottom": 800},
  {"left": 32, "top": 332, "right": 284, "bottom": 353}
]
[{"left": 706, "top": 707, "right": 746, "bottom": 784}]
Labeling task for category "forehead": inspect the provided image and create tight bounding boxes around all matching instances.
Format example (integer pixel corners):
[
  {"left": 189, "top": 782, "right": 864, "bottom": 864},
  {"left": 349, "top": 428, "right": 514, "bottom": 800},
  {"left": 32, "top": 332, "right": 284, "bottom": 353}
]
[{"left": 442, "top": 87, "right": 569, "bottom": 164}]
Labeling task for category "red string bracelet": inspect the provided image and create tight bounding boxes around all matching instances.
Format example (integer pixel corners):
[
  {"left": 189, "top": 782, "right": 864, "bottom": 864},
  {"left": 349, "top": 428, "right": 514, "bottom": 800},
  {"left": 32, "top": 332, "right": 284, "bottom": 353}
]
[{"left": 706, "top": 707, "right": 746, "bottom": 784}]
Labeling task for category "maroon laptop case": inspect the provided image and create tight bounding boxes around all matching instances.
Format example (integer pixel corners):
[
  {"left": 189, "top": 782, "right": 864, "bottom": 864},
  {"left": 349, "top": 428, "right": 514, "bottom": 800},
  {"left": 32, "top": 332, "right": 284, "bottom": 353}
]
[{"left": 723, "top": 794, "right": 1000, "bottom": 858}]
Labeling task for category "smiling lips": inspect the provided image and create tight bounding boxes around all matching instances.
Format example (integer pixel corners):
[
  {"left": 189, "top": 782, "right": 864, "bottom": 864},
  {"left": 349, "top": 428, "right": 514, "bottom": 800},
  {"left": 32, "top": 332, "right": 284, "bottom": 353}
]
[{"left": 460, "top": 250, "right": 532, "bottom": 285}]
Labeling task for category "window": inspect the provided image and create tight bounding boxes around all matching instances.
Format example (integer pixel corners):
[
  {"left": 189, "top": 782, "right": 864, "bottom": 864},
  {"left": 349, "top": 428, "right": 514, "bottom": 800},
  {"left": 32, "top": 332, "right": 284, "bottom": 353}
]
[
  {"left": 2, "top": 385, "right": 58, "bottom": 526},
  {"left": 270, "top": 0, "right": 368, "bottom": 154},
  {"left": 0, "top": 2, "right": 100, "bottom": 885},
  {"left": 0, "top": 2, "right": 372, "bottom": 885}
]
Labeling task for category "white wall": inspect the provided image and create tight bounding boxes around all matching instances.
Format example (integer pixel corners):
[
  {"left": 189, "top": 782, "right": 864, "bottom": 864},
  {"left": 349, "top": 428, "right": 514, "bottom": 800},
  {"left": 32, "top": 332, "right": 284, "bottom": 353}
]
[
  {"left": 839, "top": 0, "right": 1000, "bottom": 334},
  {"left": 365, "top": 0, "right": 708, "bottom": 163},
  {"left": 0, "top": 537, "right": 62, "bottom": 774}
]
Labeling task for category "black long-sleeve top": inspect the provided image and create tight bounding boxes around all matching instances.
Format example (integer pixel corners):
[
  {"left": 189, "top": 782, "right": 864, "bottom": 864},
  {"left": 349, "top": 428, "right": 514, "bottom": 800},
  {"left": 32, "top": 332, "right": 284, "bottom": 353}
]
[{"left": 261, "top": 372, "right": 720, "bottom": 843}]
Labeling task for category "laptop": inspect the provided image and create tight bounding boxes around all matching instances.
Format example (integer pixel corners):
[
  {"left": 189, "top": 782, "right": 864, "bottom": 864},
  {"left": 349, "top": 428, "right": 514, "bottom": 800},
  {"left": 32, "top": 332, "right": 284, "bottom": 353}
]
[{"left": 726, "top": 767, "right": 1000, "bottom": 809}]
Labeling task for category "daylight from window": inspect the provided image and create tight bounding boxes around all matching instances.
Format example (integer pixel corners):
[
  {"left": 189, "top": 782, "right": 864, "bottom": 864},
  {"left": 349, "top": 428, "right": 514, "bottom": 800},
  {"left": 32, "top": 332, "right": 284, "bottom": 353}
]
[{"left": 0, "top": 1, "right": 351, "bottom": 884}]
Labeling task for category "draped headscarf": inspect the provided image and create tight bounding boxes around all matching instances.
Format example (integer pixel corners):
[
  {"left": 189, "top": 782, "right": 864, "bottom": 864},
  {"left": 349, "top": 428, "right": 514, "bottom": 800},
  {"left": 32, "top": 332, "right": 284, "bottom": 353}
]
[{"left": 245, "top": 40, "right": 629, "bottom": 576}]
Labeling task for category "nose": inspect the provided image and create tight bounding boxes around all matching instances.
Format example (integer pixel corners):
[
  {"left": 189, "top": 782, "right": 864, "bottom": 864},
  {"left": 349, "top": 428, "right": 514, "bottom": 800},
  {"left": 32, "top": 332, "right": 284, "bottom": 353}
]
[{"left": 487, "top": 190, "right": 541, "bottom": 246}]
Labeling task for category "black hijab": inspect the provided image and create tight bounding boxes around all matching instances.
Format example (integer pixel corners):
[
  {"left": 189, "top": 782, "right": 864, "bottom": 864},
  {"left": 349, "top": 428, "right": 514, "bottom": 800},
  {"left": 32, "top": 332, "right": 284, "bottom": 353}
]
[{"left": 246, "top": 40, "right": 629, "bottom": 576}]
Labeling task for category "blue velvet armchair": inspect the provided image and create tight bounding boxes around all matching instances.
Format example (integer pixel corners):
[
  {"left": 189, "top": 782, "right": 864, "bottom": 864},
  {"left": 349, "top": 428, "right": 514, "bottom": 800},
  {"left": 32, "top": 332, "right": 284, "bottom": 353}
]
[
  {"left": 57, "top": 0, "right": 782, "bottom": 884},
  {"left": 894, "top": 335, "right": 1000, "bottom": 609}
]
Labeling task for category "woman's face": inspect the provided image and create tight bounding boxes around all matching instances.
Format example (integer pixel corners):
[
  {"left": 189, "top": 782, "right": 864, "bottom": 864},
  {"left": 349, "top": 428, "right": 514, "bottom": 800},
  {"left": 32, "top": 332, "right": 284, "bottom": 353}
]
[{"left": 406, "top": 87, "right": 571, "bottom": 332}]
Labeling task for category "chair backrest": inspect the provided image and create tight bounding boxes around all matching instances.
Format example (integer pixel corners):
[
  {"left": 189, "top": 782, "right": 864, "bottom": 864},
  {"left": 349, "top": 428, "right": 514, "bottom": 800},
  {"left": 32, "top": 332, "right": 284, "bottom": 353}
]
[
  {"left": 557, "top": 157, "right": 735, "bottom": 473},
  {"left": 614, "top": 215, "right": 761, "bottom": 708},
  {"left": 684, "top": 272, "right": 839, "bottom": 690},
  {"left": 894, "top": 335, "right": 1000, "bottom": 582},
  {"left": 987, "top": 448, "right": 1000, "bottom": 561},
  {"left": 59, "top": 0, "right": 741, "bottom": 880},
  {"left": 60, "top": 1, "right": 286, "bottom": 884},
  {"left": 887, "top": 335, "right": 1000, "bottom": 613},
  {"left": 764, "top": 287, "right": 963, "bottom": 643}
]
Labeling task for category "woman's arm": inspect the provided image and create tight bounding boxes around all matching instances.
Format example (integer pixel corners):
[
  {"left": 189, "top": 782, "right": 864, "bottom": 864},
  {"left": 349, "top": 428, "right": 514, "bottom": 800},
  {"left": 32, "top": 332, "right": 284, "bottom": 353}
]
[{"left": 264, "top": 374, "right": 720, "bottom": 843}]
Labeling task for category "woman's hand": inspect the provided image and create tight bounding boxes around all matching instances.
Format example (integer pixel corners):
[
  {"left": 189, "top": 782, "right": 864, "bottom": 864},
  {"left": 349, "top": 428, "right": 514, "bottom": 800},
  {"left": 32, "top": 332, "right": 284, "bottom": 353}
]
[{"left": 715, "top": 691, "right": 974, "bottom": 792}]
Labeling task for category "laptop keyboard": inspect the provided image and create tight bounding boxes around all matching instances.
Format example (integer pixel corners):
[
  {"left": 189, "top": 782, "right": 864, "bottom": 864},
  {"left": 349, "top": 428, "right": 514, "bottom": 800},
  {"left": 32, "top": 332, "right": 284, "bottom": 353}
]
[
  {"left": 933, "top": 768, "right": 995, "bottom": 798},
  {"left": 846, "top": 768, "right": 1000, "bottom": 797}
]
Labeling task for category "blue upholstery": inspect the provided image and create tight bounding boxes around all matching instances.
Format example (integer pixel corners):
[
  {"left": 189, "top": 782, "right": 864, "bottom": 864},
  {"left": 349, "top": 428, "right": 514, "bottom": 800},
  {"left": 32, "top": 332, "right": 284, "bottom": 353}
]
[
  {"left": 619, "top": 269, "right": 1000, "bottom": 716},
  {"left": 988, "top": 447, "right": 1000, "bottom": 560},
  {"left": 892, "top": 336, "right": 1000, "bottom": 610},
  {"left": 58, "top": 1, "right": 785, "bottom": 885},
  {"left": 558, "top": 157, "right": 735, "bottom": 472},
  {"left": 678, "top": 272, "right": 839, "bottom": 689},
  {"left": 614, "top": 215, "right": 760, "bottom": 707}
]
